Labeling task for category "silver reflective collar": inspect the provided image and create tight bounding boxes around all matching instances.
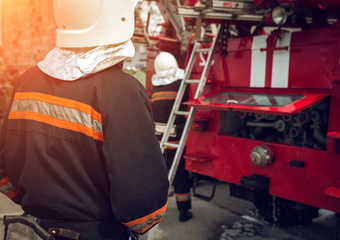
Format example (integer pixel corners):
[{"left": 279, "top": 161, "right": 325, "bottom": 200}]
[
  {"left": 38, "top": 40, "right": 135, "bottom": 81},
  {"left": 151, "top": 68, "right": 184, "bottom": 86}
]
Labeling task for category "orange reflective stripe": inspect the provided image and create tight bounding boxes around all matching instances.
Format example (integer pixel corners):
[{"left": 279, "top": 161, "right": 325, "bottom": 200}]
[
  {"left": 152, "top": 91, "right": 177, "bottom": 97},
  {"left": 14, "top": 92, "right": 102, "bottom": 123},
  {"left": 123, "top": 203, "right": 167, "bottom": 226},
  {"left": 176, "top": 198, "right": 191, "bottom": 202},
  {"left": 123, "top": 203, "right": 167, "bottom": 234},
  {"left": 159, "top": 140, "right": 179, "bottom": 149},
  {"left": 151, "top": 97, "right": 176, "bottom": 103},
  {"left": 0, "top": 177, "right": 18, "bottom": 199},
  {"left": 5, "top": 189, "right": 18, "bottom": 199},
  {"left": 9, "top": 111, "right": 104, "bottom": 141},
  {"left": 9, "top": 92, "right": 104, "bottom": 141},
  {"left": 136, "top": 218, "right": 162, "bottom": 234},
  {"left": 175, "top": 193, "right": 190, "bottom": 197},
  {"left": 0, "top": 177, "right": 10, "bottom": 187},
  {"left": 151, "top": 91, "right": 177, "bottom": 103}
]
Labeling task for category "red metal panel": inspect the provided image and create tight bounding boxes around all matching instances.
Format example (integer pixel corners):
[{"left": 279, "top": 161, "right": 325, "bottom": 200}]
[
  {"left": 209, "top": 25, "right": 338, "bottom": 90},
  {"left": 325, "top": 187, "right": 340, "bottom": 199},
  {"left": 213, "top": 37, "right": 253, "bottom": 87},
  {"left": 182, "top": 0, "right": 198, "bottom": 7},
  {"left": 288, "top": 27, "right": 337, "bottom": 89}
]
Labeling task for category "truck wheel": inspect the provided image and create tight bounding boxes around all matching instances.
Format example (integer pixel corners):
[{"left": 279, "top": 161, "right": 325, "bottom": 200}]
[{"left": 253, "top": 190, "right": 319, "bottom": 227}]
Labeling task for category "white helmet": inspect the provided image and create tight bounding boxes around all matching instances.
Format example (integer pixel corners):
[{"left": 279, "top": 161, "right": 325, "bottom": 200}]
[
  {"left": 154, "top": 52, "right": 179, "bottom": 78},
  {"left": 53, "top": 0, "right": 140, "bottom": 48}
]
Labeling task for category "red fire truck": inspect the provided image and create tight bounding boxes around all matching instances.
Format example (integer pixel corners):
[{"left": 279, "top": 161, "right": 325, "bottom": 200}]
[{"left": 144, "top": 0, "right": 340, "bottom": 226}]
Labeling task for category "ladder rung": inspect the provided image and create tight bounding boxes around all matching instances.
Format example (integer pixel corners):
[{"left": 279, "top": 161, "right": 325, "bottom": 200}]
[
  {"left": 185, "top": 79, "right": 200, "bottom": 84},
  {"left": 164, "top": 142, "right": 179, "bottom": 148},
  {"left": 175, "top": 110, "right": 190, "bottom": 116},
  {"left": 196, "top": 48, "right": 212, "bottom": 53}
]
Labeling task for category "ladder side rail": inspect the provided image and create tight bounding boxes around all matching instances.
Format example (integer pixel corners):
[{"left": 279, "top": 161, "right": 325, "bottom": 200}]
[
  {"left": 158, "top": 78, "right": 189, "bottom": 152},
  {"left": 182, "top": 42, "right": 201, "bottom": 81},
  {"left": 167, "top": 25, "right": 222, "bottom": 185},
  {"left": 168, "top": 107, "right": 196, "bottom": 185},
  {"left": 159, "top": 42, "right": 201, "bottom": 153},
  {"left": 148, "top": 23, "right": 222, "bottom": 240},
  {"left": 194, "top": 25, "right": 222, "bottom": 99},
  {"left": 158, "top": 79, "right": 187, "bottom": 152},
  {"left": 167, "top": 48, "right": 215, "bottom": 184}
]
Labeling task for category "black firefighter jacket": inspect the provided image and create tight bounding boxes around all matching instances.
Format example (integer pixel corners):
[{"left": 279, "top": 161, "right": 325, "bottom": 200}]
[{"left": 0, "top": 63, "right": 169, "bottom": 235}]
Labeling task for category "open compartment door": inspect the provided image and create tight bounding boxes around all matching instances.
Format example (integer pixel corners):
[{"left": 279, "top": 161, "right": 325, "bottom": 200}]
[{"left": 185, "top": 91, "right": 329, "bottom": 115}]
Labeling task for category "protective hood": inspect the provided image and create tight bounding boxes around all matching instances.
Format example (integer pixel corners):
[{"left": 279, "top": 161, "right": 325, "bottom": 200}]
[
  {"left": 151, "top": 68, "right": 185, "bottom": 86},
  {"left": 38, "top": 40, "right": 135, "bottom": 81}
]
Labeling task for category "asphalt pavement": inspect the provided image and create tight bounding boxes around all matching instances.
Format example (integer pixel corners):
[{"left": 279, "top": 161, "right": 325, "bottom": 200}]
[{"left": 141, "top": 184, "right": 244, "bottom": 240}]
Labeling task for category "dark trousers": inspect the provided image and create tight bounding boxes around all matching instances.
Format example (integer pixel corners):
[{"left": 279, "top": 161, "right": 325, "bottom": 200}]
[{"left": 164, "top": 149, "right": 191, "bottom": 212}]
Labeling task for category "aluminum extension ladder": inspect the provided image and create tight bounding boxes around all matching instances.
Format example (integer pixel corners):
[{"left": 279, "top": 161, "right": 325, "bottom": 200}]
[
  {"left": 147, "top": 24, "right": 222, "bottom": 240},
  {"left": 160, "top": 24, "right": 222, "bottom": 186}
]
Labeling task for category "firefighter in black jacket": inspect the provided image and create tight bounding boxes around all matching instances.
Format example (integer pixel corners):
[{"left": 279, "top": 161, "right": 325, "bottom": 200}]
[
  {"left": 0, "top": 1, "right": 169, "bottom": 239},
  {"left": 151, "top": 52, "right": 192, "bottom": 222}
]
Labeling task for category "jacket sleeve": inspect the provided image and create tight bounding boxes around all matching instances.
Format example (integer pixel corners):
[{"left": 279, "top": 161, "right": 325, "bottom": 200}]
[
  {"left": 0, "top": 98, "right": 19, "bottom": 201},
  {"left": 101, "top": 72, "right": 169, "bottom": 234}
]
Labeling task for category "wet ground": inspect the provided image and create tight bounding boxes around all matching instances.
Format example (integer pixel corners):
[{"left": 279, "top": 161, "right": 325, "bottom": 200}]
[
  {"left": 218, "top": 209, "right": 340, "bottom": 240},
  {"left": 143, "top": 181, "right": 340, "bottom": 240}
]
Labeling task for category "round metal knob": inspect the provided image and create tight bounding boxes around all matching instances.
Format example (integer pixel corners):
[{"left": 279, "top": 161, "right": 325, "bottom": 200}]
[{"left": 250, "top": 145, "right": 274, "bottom": 166}]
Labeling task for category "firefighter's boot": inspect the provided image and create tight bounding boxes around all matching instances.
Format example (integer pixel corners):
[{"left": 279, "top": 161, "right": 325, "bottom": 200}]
[{"left": 179, "top": 211, "right": 193, "bottom": 222}]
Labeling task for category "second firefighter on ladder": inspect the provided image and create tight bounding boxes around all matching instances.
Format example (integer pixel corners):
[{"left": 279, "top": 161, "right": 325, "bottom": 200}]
[{"left": 151, "top": 52, "right": 193, "bottom": 222}]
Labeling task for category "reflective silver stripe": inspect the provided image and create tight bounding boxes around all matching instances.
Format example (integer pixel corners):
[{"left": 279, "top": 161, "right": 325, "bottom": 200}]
[
  {"left": 0, "top": 181, "right": 15, "bottom": 195},
  {"left": 175, "top": 193, "right": 191, "bottom": 201},
  {"left": 128, "top": 211, "right": 165, "bottom": 232},
  {"left": 250, "top": 35, "right": 267, "bottom": 88},
  {"left": 10, "top": 98, "right": 103, "bottom": 136},
  {"left": 271, "top": 31, "right": 291, "bottom": 88}
]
